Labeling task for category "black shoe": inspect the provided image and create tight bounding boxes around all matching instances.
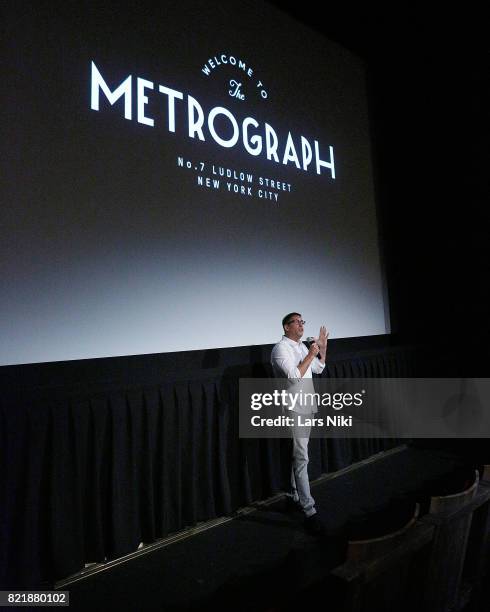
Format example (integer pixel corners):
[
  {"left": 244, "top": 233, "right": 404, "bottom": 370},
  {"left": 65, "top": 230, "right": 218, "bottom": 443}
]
[{"left": 304, "top": 513, "right": 327, "bottom": 537}]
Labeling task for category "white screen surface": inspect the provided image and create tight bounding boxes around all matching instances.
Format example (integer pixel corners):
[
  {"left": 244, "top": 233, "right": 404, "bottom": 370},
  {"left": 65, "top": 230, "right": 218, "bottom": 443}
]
[{"left": 1, "top": 0, "right": 389, "bottom": 365}]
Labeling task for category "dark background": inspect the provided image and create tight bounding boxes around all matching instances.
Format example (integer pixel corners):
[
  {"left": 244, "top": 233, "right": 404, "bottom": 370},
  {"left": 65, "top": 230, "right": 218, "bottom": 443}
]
[{"left": 271, "top": 5, "right": 488, "bottom": 369}]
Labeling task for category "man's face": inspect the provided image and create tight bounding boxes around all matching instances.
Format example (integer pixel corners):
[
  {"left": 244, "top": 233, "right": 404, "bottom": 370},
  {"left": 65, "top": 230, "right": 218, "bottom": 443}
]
[{"left": 284, "top": 315, "right": 304, "bottom": 342}]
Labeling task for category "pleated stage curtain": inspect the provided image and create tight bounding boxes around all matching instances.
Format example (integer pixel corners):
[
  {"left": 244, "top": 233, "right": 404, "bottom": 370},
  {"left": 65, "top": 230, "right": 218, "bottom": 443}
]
[{"left": 0, "top": 347, "right": 415, "bottom": 588}]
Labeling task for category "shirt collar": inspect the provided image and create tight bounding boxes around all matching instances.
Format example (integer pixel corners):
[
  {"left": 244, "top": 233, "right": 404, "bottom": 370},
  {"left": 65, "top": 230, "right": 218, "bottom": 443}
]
[{"left": 282, "top": 335, "right": 303, "bottom": 348}]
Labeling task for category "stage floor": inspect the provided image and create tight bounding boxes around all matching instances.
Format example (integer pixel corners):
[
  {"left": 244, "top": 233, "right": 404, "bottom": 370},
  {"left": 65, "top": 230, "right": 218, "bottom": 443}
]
[{"left": 62, "top": 445, "right": 468, "bottom": 611}]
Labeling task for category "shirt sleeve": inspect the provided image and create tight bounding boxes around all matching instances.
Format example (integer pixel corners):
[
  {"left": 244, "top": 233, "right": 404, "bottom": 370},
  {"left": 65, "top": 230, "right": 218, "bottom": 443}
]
[
  {"left": 311, "top": 358, "right": 326, "bottom": 375},
  {"left": 271, "top": 343, "right": 301, "bottom": 379}
]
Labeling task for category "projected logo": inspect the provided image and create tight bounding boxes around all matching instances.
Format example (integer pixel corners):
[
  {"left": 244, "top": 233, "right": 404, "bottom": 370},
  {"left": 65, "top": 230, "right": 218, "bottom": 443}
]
[
  {"left": 90, "top": 54, "right": 335, "bottom": 203},
  {"left": 201, "top": 53, "right": 268, "bottom": 101}
]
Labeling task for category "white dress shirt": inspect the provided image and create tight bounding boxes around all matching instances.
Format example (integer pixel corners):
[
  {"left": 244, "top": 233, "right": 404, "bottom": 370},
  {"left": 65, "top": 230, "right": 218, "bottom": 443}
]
[
  {"left": 271, "top": 335, "right": 325, "bottom": 414},
  {"left": 271, "top": 335, "right": 325, "bottom": 379}
]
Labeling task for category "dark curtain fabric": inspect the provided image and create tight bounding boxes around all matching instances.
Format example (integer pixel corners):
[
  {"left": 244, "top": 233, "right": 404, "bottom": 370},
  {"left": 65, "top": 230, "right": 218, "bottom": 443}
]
[{"left": 0, "top": 346, "right": 415, "bottom": 588}]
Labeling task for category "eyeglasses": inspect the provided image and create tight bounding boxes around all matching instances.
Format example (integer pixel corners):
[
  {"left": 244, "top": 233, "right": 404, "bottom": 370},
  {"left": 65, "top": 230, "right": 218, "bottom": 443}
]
[{"left": 287, "top": 319, "right": 306, "bottom": 325}]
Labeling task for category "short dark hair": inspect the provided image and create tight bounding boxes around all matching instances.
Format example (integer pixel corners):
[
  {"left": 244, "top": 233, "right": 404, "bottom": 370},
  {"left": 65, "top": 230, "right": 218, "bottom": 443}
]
[{"left": 282, "top": 312, "right": 301, "bottom": 330}]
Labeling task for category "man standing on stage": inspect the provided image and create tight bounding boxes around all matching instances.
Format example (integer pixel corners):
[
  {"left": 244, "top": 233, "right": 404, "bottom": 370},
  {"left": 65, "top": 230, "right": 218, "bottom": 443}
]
[{"left": 271, "top": 313, "right": 329, "bottom": 535}]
